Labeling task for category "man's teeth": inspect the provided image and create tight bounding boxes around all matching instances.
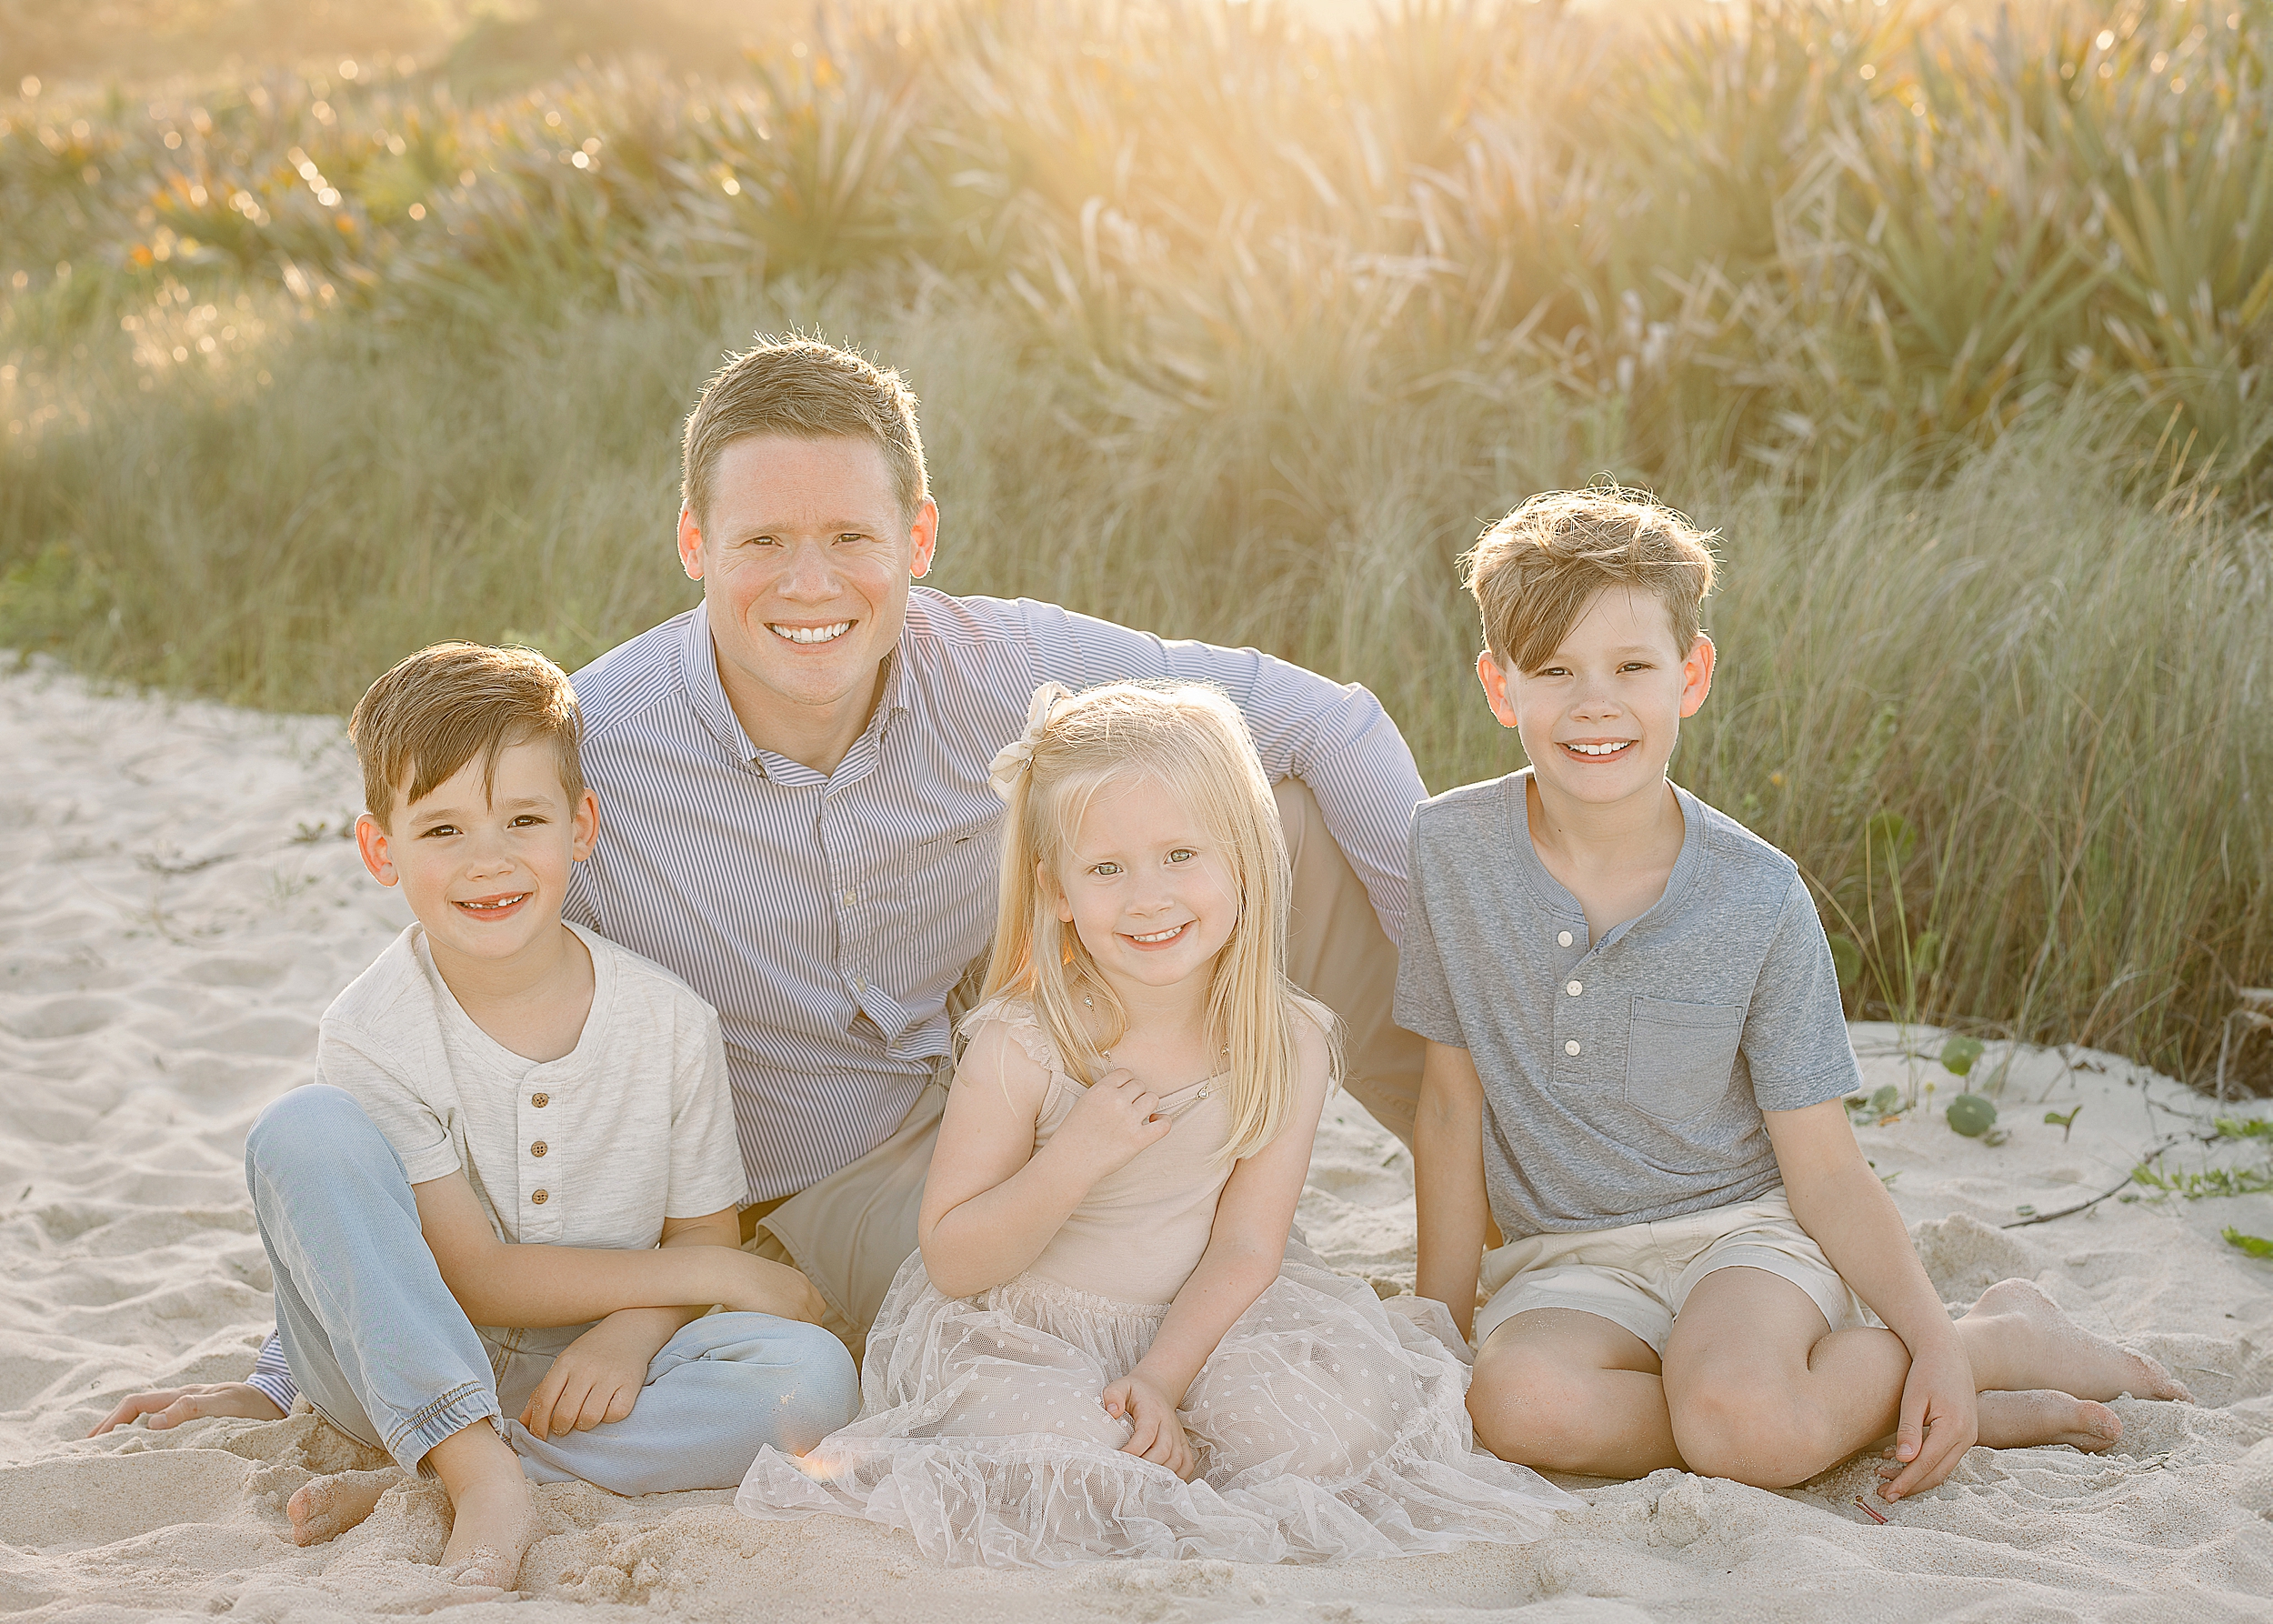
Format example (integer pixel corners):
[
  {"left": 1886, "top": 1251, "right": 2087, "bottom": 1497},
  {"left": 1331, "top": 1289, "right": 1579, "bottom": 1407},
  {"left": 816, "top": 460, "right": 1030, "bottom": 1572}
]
[
  {"left": 1567, "top": 741, "right": 1634, "bottom": 757},
  {"left": 772, "top": 622, "right": 853, "bottom": 645},
  {"left": 1129, "top": 926, "right": 1186, "bottom": 943}
]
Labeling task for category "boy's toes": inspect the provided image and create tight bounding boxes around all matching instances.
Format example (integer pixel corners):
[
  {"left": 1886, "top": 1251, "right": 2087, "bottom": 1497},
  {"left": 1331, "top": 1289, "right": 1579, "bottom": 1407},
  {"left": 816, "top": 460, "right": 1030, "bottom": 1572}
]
[{"left": 285, "top": 1468, "right": 396, "bottom": 1547}]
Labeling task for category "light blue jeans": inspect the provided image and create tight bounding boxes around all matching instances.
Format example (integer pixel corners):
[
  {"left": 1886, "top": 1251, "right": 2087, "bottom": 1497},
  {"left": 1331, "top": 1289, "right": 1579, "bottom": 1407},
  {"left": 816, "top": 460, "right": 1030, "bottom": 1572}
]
[{"left": 245, "top": 1085, "right": 858, "bottom": 1490}]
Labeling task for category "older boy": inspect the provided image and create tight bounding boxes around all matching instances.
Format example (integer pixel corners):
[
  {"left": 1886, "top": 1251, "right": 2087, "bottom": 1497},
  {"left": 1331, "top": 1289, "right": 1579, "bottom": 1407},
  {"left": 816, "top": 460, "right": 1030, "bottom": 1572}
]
[
  {"left": 100, "top": 645, "right": 856, "bottom": 1596},
  {"left": 1405, "top": 489, "right": 2187, "bottom": 1499}
]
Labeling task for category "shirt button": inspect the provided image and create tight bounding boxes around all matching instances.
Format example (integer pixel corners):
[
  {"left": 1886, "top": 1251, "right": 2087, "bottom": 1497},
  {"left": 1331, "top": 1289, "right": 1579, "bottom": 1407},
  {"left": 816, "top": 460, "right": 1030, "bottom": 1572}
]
[
  {"left": 1567, "top": 980, "right": 1583, "bottom": 997},
  {"left": 530, "top": 1140, "right": 547, "bottom": 1158},
  {"left": 843, "top": 889, "right": 856, "bottom": 905},
  {"left": 1558, "top": 931, "right": 1574, "bottom": 947},
  {"left": 1565, "top": 1040, "right": 1581, "bottom": 1057},
  {"left": 531, "top": 1092, "right": 548, "bottom": 1108},
  {"left": 531, "top": 1189, "right": 548, "bottom": 1205}
]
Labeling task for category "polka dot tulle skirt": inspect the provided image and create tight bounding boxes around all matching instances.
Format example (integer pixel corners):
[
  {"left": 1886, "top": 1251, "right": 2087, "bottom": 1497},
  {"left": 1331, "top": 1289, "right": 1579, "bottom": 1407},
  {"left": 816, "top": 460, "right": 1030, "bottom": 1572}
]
[{"left": 734, "top": 1245, "right": 1574, "bottom": 1567}]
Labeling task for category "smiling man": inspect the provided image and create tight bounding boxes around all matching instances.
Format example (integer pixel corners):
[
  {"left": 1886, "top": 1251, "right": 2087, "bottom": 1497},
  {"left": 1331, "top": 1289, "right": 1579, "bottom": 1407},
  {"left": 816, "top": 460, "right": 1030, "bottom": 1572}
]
[{"left": 546, "top": 336, "right": 1428, "bottom": 1347}]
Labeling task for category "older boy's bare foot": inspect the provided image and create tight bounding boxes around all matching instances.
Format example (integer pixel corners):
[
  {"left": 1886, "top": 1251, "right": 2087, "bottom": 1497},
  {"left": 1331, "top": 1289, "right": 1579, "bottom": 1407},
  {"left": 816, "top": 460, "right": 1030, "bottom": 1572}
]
[
  {"left": 287, "top": 1467, "right": 399, "bottom": 1546},
  {"left": 1958, "top": 1279, "right": 2192, "bottom": 1404},
  {"left": 426, "top": 1419, "right": 535, "bottom": 1596},
  {"left": 1969, "top": 1388, "right": 2121, "bottom": 1453}
]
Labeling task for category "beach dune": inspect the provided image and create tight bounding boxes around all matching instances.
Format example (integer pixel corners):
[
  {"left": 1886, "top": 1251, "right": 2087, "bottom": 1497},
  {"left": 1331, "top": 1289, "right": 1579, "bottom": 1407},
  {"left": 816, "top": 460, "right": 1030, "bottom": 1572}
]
[{"left": 3, "top": 662, "right": 2269, "bottom": 1622}]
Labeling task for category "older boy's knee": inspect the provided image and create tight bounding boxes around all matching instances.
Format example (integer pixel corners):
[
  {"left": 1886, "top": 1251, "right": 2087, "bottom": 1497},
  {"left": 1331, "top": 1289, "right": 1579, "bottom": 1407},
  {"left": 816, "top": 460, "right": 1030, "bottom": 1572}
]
[
  {"left": 1667, "top": 1378, "right": 1827, "bottom": 1488},
  {"left": 1467, "top": 1340, "right": 1608, "bottom": 1468}
]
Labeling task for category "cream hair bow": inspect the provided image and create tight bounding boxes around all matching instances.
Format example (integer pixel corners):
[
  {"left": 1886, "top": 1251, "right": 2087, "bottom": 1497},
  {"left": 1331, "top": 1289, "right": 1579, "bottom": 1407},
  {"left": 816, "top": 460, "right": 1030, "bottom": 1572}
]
[{"left": 987, "top": 682, "right": 1074, "bottom": 802}]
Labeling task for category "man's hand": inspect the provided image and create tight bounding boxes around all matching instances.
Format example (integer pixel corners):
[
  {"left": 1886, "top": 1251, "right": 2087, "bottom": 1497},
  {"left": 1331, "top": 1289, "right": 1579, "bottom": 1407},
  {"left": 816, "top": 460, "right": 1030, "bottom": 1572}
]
[
  {"left": 88, "top": 1381, "right": 285, "bottom": 1438},
  {"left": 1054, "top": 1068, "right": 1174, "bottom": 1184},
  {"left": 1103, "top": 1370, "right": 1197, "bottom": 1480},
  {"left": 520, "top": 1311, "right": 670, "bottom": 1440},
  {"left": 1877, "top": 1337, "right": 1978, "bottom": 1501}
]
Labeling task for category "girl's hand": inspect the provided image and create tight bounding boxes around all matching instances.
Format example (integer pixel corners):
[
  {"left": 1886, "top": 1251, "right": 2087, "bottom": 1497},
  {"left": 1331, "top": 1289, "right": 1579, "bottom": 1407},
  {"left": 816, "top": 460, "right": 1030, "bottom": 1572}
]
[
  {"left": 1103, "top": 1371, "right": 1197, "bottom": 1480},
  {"left": 1054, "top": 1068, "right": 1175, "bottom": 1182}
]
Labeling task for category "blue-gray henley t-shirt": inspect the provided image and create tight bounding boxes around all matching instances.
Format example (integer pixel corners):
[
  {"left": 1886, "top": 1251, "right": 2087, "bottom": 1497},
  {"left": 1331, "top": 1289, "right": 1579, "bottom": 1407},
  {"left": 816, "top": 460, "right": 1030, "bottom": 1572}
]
[{"left": 1395, "top": 768, "right": 1862, "bottom": 1241}]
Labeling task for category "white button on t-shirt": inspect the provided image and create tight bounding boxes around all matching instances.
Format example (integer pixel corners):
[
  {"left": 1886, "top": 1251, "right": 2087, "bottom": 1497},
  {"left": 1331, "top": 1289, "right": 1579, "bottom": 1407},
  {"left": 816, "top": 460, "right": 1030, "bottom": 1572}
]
[
  {"left": 1565, "top": 1040, "right": 1581, "bottom": 1056},
  {"left": 1558, "top": 931, "right": 1574, "bottom": 947},
  {"left": 1567, "top": 980, "right": 1583, "bottom": 996}
]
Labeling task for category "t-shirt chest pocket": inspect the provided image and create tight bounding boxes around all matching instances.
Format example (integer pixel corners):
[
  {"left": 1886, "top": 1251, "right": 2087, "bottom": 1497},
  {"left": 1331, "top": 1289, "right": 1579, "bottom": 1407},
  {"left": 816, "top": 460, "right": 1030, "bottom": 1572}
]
[{"left": 1624, "top": 996, "right": 1747, "bottom": 1123}]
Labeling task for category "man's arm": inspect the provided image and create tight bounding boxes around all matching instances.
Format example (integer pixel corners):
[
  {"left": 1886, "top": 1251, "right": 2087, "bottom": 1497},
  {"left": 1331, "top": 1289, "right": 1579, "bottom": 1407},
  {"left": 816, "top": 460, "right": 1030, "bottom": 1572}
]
[
  {"left": 1415, "top": 1041, "right": 1491, "bottom": 1342},
  {"left": 1012, "top": 598, "right": 1427, "bottom": 942},
  {"left": 1767, "top": 1100, "right": 1978, "bottom": 1498}
]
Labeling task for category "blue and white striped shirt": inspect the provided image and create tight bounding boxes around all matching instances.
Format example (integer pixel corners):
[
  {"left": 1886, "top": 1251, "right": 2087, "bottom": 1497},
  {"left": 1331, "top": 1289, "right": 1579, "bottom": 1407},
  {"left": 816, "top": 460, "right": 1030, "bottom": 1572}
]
[
  {"left": 561, "top": 589, "right": 1427, "bottom": 1200},
  {"left": 245, "top": 587, "right": 1426, "bottom": 1408}
]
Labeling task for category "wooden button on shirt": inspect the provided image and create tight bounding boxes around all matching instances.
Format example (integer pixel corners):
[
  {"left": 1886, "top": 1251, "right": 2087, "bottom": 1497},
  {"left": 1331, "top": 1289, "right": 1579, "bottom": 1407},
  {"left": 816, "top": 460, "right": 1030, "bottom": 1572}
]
[{"left": 310, "top": 921, "right": 746, "bottom": 1251}]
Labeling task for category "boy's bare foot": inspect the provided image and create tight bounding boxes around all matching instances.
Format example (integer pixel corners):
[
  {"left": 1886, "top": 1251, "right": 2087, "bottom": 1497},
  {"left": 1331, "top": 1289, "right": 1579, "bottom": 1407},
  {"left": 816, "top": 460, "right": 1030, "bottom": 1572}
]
[
  {"left": 1958, "top": 1279, "right": 2193, "bottom": 1404},
  {"left": 426, "top": 1419, "right": 536, "bottom": 1595},
  {"left": 287, "top": 1467, "right": 399, "bottom": 1546}
]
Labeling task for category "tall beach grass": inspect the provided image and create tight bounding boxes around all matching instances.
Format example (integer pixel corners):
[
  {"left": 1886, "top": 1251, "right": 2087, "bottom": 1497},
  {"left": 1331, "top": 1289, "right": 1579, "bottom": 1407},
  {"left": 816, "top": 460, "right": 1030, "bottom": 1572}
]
[{"left": 1, "top": 0, "right": 2268, "bottom": 1087}]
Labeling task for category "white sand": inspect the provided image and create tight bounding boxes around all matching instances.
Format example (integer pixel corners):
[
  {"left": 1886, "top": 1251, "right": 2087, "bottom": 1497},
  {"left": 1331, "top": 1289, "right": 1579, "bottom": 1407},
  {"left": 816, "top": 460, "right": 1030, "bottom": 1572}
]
[{"left": 3, "top": 659, "right": 2270, "bottom": 1622}]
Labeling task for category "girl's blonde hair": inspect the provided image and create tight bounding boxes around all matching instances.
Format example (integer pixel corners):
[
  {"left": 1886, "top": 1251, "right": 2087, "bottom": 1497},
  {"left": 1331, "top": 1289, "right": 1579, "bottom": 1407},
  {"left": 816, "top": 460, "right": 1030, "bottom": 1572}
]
[{"left": 976, "top": 680, "right": 1328, "bottom": 1164}]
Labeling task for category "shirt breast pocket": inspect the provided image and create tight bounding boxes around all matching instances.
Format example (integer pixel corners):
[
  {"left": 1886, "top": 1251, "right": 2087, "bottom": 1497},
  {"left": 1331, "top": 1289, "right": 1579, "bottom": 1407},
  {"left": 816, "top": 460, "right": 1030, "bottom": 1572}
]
[
  {"left": 896, "top": 817, "right": 1002, "bottom": 956},
  {"left": 1624, "top": 996, "right": 1746, "bottom": 1123}
]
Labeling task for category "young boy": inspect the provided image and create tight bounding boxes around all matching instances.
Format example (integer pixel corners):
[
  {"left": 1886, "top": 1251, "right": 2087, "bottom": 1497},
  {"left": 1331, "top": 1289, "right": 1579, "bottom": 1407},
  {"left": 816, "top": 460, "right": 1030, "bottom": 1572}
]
[
  {"left": 94, "top": 644, "right": 856, "bottom": 1595},
  {"left": 1403, "top": 489, "right": 2188, "bottom": 1500}
]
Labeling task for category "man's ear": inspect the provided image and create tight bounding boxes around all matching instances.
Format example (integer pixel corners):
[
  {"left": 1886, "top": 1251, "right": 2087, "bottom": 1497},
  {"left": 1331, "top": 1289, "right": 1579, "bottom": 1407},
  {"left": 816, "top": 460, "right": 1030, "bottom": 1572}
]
[
  {"left": 1476, "top": 649, "right": 1518, "bottom": 730},
  {"left": 676, "top": 503, "right": 706, "bottom": 583},
  {"left": 1678, "top": 634, "right": 1717, "bottom": 718},
  {"left": 355, "top": 812, "right": 399, "bottom": 887},
  {"left": 908, "top": 496, "right": 940, "bottom": 580}
]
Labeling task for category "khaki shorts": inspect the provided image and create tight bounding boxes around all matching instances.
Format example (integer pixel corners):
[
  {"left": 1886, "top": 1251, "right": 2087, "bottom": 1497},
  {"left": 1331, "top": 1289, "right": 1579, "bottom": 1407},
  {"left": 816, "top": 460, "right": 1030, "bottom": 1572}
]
[{"left": 1473, "top": 1191, "right": 1877, "bottom": 1356}]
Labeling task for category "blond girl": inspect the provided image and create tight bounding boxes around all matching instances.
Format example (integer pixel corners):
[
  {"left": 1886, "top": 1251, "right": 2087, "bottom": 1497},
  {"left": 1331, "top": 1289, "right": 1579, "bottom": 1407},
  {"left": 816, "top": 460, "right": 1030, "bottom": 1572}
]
[{"left": 736, "top": 681, "right": 1570, "bottom": 1566}]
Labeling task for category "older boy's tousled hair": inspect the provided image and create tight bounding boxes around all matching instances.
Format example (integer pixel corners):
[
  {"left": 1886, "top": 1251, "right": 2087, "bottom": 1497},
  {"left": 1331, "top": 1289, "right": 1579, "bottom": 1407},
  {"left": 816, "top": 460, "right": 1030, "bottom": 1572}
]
[
  {"left": 349, "top": 643, "right": 584, "bottom": 827},
  {"left": 1461, "top": 485, "right": 1719, "bottom": 673},
  {"left": 681, "top": 335, "right": 928, "bottom": 530}
]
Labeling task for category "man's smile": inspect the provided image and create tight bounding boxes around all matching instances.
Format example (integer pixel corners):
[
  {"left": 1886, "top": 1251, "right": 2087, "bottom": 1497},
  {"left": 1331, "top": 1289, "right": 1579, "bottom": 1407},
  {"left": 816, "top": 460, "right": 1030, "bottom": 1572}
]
[{"left": 769, "top": 621, "right": 854, "bottom": 645}]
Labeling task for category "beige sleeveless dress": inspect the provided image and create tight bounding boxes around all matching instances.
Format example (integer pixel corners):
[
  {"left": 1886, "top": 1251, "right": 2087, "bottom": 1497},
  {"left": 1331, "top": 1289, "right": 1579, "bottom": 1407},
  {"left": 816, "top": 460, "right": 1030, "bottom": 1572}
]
[{"left": 735, "top": 997, "right": 1572, "bottom": 1567}]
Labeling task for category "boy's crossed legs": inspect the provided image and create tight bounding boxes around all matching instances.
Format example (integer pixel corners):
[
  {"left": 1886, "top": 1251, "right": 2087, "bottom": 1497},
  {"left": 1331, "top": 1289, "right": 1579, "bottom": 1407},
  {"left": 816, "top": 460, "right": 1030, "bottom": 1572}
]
[{"left": 1471, "top": 1266, "right": 2189, "bottom": 1494}]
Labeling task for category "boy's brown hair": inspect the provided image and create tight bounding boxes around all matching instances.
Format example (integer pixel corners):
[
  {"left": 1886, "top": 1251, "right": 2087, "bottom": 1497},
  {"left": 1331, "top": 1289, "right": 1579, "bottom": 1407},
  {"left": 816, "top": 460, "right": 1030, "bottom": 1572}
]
[
  {"left": 349, "top": 643, "right": 584, "bottom": 827},
  {"left": 1460, "top": 486, "right": 1719, "bottom": 672},
  {"left": 681, "top": 335, "right": 928, "bottom": 530}
]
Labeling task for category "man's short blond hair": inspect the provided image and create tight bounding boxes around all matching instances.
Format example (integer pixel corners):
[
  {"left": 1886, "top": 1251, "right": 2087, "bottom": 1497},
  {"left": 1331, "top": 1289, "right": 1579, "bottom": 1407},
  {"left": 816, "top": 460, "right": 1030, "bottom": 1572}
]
[
  {"left": 681, "top": 336, "right": 928, "bottom": 529},
  {"left": 349, "top": 643, "right": 584, "bottom": 827},
  {"left": 1460, "top": 486, "right": 1719, "bottom": 672}
]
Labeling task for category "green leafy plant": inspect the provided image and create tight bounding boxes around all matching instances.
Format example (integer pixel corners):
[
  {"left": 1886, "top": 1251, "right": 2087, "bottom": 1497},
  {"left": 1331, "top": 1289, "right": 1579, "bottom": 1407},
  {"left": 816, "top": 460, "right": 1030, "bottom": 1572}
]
[
  {"left": 2224, "top": 1228, "right": 2273, "bottom": 1259},
  {"left": 1946, "top": 1094, "right": 1998, "bottom": 1138}
]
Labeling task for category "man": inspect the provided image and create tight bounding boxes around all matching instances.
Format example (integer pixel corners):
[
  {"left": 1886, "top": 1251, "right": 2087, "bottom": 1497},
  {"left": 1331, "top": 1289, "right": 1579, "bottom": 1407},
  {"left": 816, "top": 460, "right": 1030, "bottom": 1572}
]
[{"left": 96, "top": 336, "right": 1428, "bottom": 1434}]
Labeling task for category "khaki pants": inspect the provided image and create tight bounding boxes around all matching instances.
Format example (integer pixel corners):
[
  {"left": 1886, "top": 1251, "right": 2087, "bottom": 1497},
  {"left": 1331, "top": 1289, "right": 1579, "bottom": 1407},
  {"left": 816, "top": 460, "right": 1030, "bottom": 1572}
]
[{"left": 743, "top": 778, "right": 1420, "bottom": 1351}]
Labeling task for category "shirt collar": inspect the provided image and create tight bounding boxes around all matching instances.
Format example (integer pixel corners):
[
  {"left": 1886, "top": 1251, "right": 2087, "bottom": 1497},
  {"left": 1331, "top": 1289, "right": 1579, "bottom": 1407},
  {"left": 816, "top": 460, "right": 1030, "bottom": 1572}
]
[
  {"left": 1504, "top": 767, "right": 1707, "bottom": 949},
  {"left": 676, "top": 600, "right": 918, "bottom": 777}
]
